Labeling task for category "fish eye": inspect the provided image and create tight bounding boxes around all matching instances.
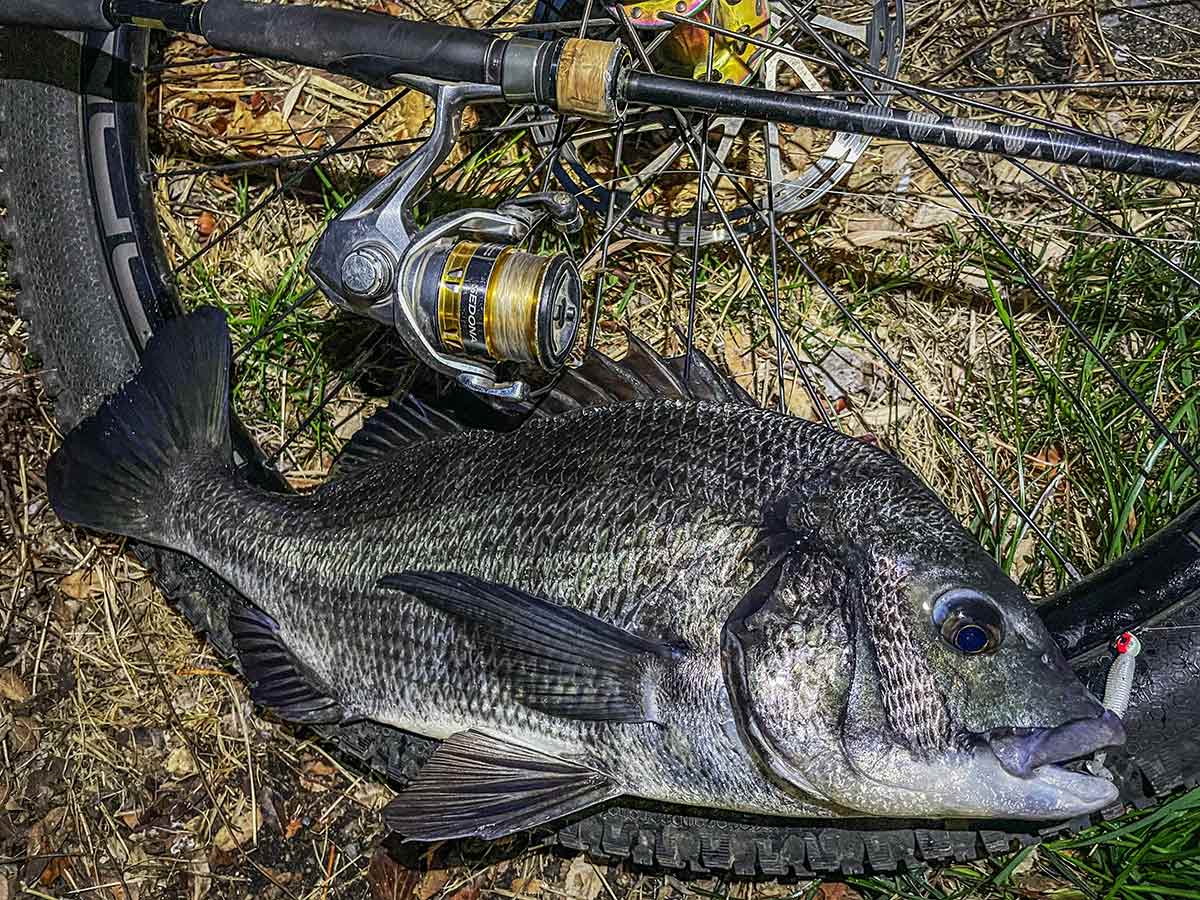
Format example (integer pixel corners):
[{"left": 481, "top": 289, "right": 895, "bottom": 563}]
[{"left": 932, "top": 589, "right": 1004, "bottom": 655}]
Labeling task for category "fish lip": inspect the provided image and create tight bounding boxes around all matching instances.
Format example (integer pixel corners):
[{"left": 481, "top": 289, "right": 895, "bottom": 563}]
[{"left": 984, "top": 710, "right": 1126, "bottom": 778}]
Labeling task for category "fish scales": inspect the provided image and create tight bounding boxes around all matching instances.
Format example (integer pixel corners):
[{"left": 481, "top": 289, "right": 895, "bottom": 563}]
[{"left": 170, "top": 400, "right": 833, "bottom": 813}]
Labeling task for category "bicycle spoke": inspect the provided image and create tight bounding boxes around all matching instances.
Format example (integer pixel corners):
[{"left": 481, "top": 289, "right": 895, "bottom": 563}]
[
  {"left": 683, "top": 34, "right": 715, "bottom": 385},
  {"left": 541, "top": 0, "right": 596, "bottom": 193},
  {"left": 623, "top": 32, "right": 1082, "bottom": 573},
  {"left": 612, "top": 3, "right": 846, "bottom": 422},
  {"left": 1009, "top": 159, "right": 1200, "bottom": 294},
  {"left": 588, "top": 113, "right": 628, "bottom": 350},
  {"left": 763, "top": 121, "right": 831, "bottom": 426},
  {"left": 669, "top": 3, "right": 1128, "bottom": 145},
  {"left": 266, "top": 330, "right": 388, "bottom": 468},
  {"left": 772, "top": 0, "right": 1200, "bottom": 477},
  {"left": 232, "top": 286, "right": 321, "bottom": 362},
  {"left": 152, "top": 116, "right": 567, "bottom": 181},
  {"left": 796, "top": 9, "right": 1200, "bottom": 481}
]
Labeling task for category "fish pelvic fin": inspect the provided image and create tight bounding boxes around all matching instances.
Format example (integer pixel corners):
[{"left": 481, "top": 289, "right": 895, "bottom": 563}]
[
  {"left": 383, "top": 729, "right": 621, "bottom": 841},
  {"left": 46, "top": 307, "right": 233, "bottom": 544},
  {"left": 379, "top": 571, "right": 685, "bottom": 724}
]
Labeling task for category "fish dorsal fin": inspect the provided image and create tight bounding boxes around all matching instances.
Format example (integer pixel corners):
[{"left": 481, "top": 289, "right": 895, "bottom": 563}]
[
  {"left": 382, "top": 729, "right": 620, "bottom": 841},
  {"left": 529, "top": 334, "right": 755, "bottom": 419},
  {"left": 334, "top": 338, "right": 752, "bottom": 474},
  {"left": 229, "top": 602, "right": 344, "bottom": 724},
  {"left": 379, "top": 570, "right": 684, "bottom": 723},
  {"left": 332, "top": 395, "right": 464, "bottom": 476}
]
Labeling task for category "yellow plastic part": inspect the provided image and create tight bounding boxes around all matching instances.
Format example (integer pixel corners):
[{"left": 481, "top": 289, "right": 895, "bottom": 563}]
[{"left": 623, "top": 0, "right": 770, "bottom": 84}]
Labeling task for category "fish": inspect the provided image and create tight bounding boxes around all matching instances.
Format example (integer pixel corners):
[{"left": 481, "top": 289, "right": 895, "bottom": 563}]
[{"left": 46, "top": 307, "right": 1124, "bottom": 841}]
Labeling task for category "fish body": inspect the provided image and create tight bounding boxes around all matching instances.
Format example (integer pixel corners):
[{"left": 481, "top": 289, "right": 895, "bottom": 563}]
[{"left": 48, "top": 308, "right": 1124, "bottom": 840}]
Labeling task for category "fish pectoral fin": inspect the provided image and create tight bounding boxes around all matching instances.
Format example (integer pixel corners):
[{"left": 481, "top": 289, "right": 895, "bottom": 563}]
[
  {"left": 229, "top": 602, "right": 344, "bottom": 725},
  {"left": 379, "top": 571, "right": 684, "bottom": 724},
  {"left": 383, "top": 729, "right": 621, "bottom": 841}
]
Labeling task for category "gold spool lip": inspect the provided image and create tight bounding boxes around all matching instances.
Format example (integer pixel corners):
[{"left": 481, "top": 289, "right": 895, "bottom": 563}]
[{"left": 437, "top": 241, "right": 479, "bottom": 354}]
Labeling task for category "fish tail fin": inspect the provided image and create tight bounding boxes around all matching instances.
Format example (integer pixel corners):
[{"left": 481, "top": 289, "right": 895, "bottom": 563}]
[{"left": 47, "top": 307, "right": 233, "bottom": 544}]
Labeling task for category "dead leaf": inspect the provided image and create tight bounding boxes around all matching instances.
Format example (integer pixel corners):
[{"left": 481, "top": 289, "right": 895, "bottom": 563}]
[
  {"left": 58, "top": 567, "right": 102, "bottom": 600},
  {"left": 416, "top": 869, "right": 451, "bottom": 900},
  {"left": 910, "top": 199, "right": 959, "bottom": 229},
  {"left": 281, "top": 73, "right": 309, "bottom": 122},
  {"left": 284, "top": 818, "right": 302, "bottom": 840},
  {"left": 299, "top": 756, "right": 337, "bottom": 792},
  {"left": 1016, "top": 874, "right": 1070, "bottom": 894},
  {"left": 213, "top": 801, "right": 261, "bottom": 852},
  {"left": 844, "top": 214, "right": 904, "bottom": 247},
  {"left": 781, "top": 378, "right": 815, "bottom": 420},
  {"left": 858, "top": 402, "right": 913, "bottom": 427},
  {"left": 1028, "top": 445, "right": 1063, "bottom": 468},
  {"left": 721, "top": 327, "right": 754, "bottom": 390},
  {"left": 562, "top": 858, "right": 604, "bottom": 900},
  {"left": 881, "top": 143, "right": 914, "bottom": 174},
  {"left": 164, "top": 745, "right": 198, "bottom": 778},
  {"left": 815, "top": 885, "right": 864, "bottom": 900},
  {"left": 401, "top": 91, "right": 430, "bottom": 138},
  {"left": 9, "top": 717, "right": 38, "bottom": 754},
  {"left": 24, "top": 807, "right": 66, "bottom": 883},
  {"left": 195, "top": 211, "right": 216, "bottom": 238},
  {"left": 190, "top": 852, "right": 211, "bottom": 900},
  {"left": 40, "top": 855, "right": 70, "bottom": 887},
  {"left": 368, "top": 847, "right": 419, "bottom": 900},
  {"left": 0, "top": 669, "right": 30, "bottom": 703},
  {"left": 510, "top": 877, "right": 543, "bottom": 897}
]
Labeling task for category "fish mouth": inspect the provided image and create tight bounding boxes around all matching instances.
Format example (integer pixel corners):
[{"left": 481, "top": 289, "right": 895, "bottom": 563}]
[{"left": 984, "top": 710, "right": 1126, "bottom": 779}]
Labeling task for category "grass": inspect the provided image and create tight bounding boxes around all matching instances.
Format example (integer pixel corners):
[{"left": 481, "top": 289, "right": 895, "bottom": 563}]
[{"left": 4, "top": 0, "right": 1200, "bottom": 895}]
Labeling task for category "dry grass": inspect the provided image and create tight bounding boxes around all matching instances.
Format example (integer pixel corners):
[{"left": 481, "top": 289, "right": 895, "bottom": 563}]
[{"left": 3, "top": 0, "right": 1200, "bottom": 896}]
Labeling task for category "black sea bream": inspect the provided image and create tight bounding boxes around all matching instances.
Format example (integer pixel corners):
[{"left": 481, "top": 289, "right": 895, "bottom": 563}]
[{"left": 47, "top": 308, "right": 1123, "bottom": 840}]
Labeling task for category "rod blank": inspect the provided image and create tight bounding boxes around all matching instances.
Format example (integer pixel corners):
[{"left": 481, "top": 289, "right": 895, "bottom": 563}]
[{"left": 625, "top": 71, "right": 1200, "bottom": 186}]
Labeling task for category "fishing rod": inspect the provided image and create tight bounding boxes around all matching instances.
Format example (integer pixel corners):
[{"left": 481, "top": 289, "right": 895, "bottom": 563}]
[{"left": 6, "top": 0, "right": 1200, "bottom": 186}]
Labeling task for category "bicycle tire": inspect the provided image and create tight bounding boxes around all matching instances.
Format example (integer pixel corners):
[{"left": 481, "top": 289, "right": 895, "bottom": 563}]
[{"left": 3, "top": 23, "right": 1200, "bottom": 877}]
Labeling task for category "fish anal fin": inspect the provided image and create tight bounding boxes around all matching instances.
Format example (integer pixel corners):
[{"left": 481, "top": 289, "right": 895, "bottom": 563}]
[
  {"left": 382, "top": 729, "right": 621, "bottom": 841},
  {"left": 230, "top": 603, "right": 344, "bottom": 724},
  {"left": 379, "top": 571, "right": 683, "bottom": 724}
]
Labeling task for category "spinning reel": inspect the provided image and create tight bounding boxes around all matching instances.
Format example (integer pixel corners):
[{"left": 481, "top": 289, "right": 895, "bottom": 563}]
[{"left": 308, "top": 76, "right": 596, "bottom": 400}]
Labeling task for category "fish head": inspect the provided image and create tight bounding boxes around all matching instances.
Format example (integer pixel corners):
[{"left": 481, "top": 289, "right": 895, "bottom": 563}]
[{"left": 723, "top": 454, "right": 1123, "bottom": 821}]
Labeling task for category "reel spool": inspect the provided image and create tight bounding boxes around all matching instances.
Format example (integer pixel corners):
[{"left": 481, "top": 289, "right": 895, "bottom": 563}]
[{"left": 402, "top": 239, "right": 582, "bottom": 371}]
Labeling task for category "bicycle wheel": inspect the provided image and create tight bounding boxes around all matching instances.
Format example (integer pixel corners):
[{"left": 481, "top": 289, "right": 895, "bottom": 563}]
[{"left": 2, "top": 0, "right": 1199, "bottom": 879}]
